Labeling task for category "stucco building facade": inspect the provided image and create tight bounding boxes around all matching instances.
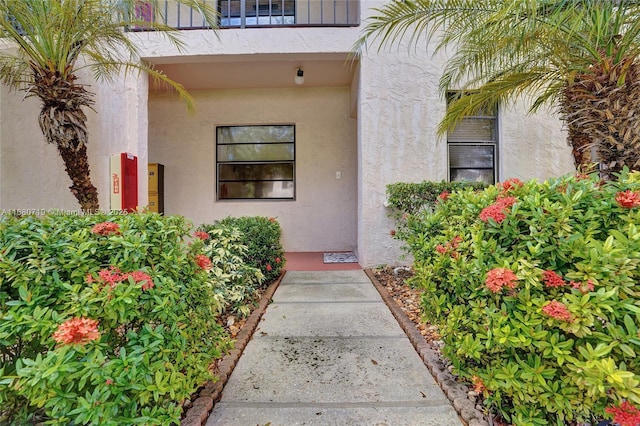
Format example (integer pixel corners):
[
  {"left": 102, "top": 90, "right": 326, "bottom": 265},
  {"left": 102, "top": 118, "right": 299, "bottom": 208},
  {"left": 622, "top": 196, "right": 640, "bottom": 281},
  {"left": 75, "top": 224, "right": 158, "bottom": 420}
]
[{"left": 0, "top": 1, "right": 574, "bottom": 267}]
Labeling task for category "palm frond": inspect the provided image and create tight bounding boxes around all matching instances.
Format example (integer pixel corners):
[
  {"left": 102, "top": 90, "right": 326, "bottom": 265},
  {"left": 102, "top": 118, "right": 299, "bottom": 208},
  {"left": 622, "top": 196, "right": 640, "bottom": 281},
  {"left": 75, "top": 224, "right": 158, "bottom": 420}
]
[
  {"left": 352, "top": 0, "right": 494, "bottom": 56},
  {"left": 357, "top": 0, "right": 640, "bottom": 163},
  {"left": 437, "top": 70, "right": 560, "bottom": 134},
  {"left": 0, "top": 53, "right": 30, "bottom": 90},
  {"left": 0, "top": 0, "right": 218, "bottom": 102}
]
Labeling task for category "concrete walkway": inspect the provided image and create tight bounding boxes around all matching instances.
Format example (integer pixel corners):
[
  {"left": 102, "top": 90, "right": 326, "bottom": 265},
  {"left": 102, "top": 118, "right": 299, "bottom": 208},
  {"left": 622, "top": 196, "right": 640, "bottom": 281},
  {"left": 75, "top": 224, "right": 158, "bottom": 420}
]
[{"left": 206, "top": 270, "right": 463, "bottom": 426}]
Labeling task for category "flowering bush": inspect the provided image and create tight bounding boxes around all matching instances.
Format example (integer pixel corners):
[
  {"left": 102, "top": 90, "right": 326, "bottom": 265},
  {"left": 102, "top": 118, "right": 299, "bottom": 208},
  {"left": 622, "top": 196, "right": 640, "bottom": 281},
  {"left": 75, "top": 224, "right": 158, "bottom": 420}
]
[
  {"left": 0, "top": 213, "right": 232, "bottom": 425},
  {"left": 398, "top": 170, "right": 640, "bottom": 425},
  {"left": 198, "top": 216, "right": 285, "bottom": 284}
]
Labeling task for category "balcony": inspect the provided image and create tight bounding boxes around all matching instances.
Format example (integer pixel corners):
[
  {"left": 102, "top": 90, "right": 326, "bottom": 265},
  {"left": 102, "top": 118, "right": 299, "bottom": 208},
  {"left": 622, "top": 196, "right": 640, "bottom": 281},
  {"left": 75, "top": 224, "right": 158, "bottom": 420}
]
[{"left": 135, "top": 0, "right": 360, "bottom": 30}]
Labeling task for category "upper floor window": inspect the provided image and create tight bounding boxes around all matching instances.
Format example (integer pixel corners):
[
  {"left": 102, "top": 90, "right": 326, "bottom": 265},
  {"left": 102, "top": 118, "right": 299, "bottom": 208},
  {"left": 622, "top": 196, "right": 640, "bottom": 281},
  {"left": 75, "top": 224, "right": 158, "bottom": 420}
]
[
  {"left": 128, "top": 0, "right": 359, "bottom": 30},
  {"left": 219, "top": 0, "right": 296, "bottom": 27},
  {"left": 447, "top": 94, "right": 498, "bottom": 185},
  {"left": 217, "top": 125, "right": 295, "bottom": 200}
]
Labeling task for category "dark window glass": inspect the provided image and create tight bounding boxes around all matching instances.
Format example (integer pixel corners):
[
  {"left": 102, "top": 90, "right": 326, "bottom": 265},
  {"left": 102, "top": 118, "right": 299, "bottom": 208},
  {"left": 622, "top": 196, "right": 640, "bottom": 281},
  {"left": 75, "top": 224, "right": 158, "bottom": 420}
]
[
  {"left": 447, "top": 93, "right": 498, "bottom": 184},
  {"left": 217, "top": 125, "right": 295, "bottom": 200}
]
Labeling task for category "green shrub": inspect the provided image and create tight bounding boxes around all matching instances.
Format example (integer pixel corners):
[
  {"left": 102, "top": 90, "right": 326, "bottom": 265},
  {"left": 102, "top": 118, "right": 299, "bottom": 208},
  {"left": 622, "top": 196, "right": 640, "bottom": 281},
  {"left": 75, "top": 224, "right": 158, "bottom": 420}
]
[
  {"left": 199, "top": 216, "right": 285, "bottom": 284},
  {"left": 196, "top": 226, "right": 264, "bottom": 319},
  {"left": 0, "top": 213, "right": 232, "bottom": 425},
  {"left": 401, "top": 172, "right": 640, "bottom": 425},
  {"left": 386, "top": 180, "right": 487, "bottom": 246},
  {"left": 386, "top": 180, "right": 487, "bottom": 216}
]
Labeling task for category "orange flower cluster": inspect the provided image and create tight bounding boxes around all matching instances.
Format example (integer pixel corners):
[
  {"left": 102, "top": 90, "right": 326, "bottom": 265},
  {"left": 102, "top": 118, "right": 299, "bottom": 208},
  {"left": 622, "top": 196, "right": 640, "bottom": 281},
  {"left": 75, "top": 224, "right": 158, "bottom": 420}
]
[
  {"left": 606, "top": 401, "right": 640, "bottom": 426},
  {"left": 195, "top": 254, "right": 212, "bottom": 271},
  {"left": 437, "top": 191, "right": 450, "bottom": 202},
  {"left": 97, "top": 266, "right": 124, "bottom": 288},
  {"left": 479, "top": 196, "right": 517, "bottom": 224},
  {"left": 91, "top": 222, "right": 120, "bottom": 236},
  {"left": 499, "top": 178, "right": 523, "bottom": 193},
  {"left": 128, "top": 270, "right": 154, "bottom": 290},
  {"left": 193, "top": 231, "right": 209, "bottom": 241},
  {"left": 616, "top": 190, "right": 640, "bottom": 208},
  {"left": 53, "top": 317, "right": 100, "bottom": 345},
  {"left": 542, "top": 300, "right": 572, "bottom": 322},
  {"left": 485, "top": 268, "right": 518, "bottom": 293},
  {"left": 86, "top": 267, "right": 154, "bottom": 291},
  {"left": 435, "top": 236, "right": 463, "bottom": 259},
  {"left": 543, "top": 270, "right": 565, "bottom": 288}
]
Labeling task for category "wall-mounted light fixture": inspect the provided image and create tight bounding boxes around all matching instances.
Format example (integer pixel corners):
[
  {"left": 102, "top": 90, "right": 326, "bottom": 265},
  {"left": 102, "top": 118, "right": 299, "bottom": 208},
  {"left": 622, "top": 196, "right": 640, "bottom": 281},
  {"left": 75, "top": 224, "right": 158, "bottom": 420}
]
[{"left": 294, "top": 67, "right": 304, "bottom": 85}]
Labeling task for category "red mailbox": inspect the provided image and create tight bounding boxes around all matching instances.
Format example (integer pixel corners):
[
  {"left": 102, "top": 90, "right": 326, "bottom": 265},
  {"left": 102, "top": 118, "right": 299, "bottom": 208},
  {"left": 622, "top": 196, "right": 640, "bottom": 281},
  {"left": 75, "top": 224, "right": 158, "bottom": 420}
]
[{"left": 110, "top": 153, "right": 138, "bottom": 212}]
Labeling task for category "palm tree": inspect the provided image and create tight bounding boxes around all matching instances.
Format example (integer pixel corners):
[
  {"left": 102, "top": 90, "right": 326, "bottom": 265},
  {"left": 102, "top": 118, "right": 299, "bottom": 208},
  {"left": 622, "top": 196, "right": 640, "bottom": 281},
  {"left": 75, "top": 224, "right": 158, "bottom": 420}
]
[
  {"left": 355, "top": 0, "right": 640, "bottom": 178},
  {"left": 0, "top": 0, "right": 217, "bottom": 211}
]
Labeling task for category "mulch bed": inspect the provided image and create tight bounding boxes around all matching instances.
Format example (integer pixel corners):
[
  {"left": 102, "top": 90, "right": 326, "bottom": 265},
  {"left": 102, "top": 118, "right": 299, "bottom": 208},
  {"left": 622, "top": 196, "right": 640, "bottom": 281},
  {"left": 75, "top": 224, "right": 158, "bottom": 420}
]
[{"left": 371, "top": 266, "right": 441, "bottom": 343}]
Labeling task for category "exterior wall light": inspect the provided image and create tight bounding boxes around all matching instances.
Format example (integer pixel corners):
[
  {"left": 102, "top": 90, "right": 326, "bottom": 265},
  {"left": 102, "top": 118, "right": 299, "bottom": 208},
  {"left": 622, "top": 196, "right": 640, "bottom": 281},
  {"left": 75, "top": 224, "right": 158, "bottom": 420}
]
[{"left": 295, "top": 67, "right": 304, "bottom": 85}]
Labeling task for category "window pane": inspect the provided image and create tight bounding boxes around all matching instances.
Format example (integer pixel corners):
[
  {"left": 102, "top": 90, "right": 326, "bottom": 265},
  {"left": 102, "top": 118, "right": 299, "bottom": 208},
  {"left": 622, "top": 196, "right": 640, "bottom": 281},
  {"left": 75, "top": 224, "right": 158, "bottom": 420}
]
[
  {"left": 217, "top": 125, "right": 294, "bottom": 144},
  {"left": 219, "top": 0, "right": 241, "bottom": 17},
  {"left": 251, "top": 0, "right": 295, "bottom": 16},
  {"left": 218, "top": 143, "right": 294, "bottom": 161},
  {"left": 449, "top": 145, "right": 494, "bottom": 168},
  {"left": 448, "top": 118, "right": 496, "bottom": 142},
  {"left": 219, "top": 163, "right": 294, "bottom": 181},
  {"left": 216, "top": 125, "right": 295, "bottom": 200},
  {"left": 219, "top": 181, "right": 294, "bottom": 199},
  {"left": 450, "top": 168, "right": 495, "bottom": 184}
]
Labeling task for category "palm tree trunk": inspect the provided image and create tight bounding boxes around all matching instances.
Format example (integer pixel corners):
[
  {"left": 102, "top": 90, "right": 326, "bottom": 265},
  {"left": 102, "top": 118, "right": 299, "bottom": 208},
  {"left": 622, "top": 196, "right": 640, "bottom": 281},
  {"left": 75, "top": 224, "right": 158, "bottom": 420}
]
[
  {"left": 562, "top": 55, "right": 640, "bottom": 179},
  {"left": 566, "top": 125, "right": 596, "bottom": 172},
  {"left": 33, "top": 69, "right": 99, "bottom": 211},
  {"left": 56, "top": 143, "right": 99, "bottom": 212}
]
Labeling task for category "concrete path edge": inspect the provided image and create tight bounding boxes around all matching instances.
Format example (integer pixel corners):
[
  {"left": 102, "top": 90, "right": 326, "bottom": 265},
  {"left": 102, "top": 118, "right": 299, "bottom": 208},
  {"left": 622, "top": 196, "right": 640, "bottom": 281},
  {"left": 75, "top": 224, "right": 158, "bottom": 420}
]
[
  {"left": 181, "top": 272, "right": 285, "bottom": 426},
  {"left": 363, "top": 269, "right": 490, "bottom": 426}
]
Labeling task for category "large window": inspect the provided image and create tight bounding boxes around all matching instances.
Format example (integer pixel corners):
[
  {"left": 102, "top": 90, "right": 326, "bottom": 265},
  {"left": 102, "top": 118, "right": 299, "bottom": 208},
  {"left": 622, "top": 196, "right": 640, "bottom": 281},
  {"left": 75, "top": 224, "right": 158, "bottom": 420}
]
[
  {"left": 217, "top": 125, "right": 295, "bottom": 200},
  {"left": 447, "top": 95, "right": 498, "bottom": 185}
]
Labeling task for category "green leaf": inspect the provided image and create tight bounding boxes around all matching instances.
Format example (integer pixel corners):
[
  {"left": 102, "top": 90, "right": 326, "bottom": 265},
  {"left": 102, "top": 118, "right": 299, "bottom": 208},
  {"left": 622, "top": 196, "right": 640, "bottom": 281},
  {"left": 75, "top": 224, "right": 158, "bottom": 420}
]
[
  {"left": 619, "top": 344, "right": 636, "bottom": 358},
  {"left": 624, "top": 315, "right": 638, "bottom": 335}
]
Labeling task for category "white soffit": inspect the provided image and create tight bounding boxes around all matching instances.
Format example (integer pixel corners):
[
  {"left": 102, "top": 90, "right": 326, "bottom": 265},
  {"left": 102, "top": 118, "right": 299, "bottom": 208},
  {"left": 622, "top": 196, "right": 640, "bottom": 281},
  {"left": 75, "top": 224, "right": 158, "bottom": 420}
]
[{"left": 148, "top": 53, "right": 357, "bottom": 90}]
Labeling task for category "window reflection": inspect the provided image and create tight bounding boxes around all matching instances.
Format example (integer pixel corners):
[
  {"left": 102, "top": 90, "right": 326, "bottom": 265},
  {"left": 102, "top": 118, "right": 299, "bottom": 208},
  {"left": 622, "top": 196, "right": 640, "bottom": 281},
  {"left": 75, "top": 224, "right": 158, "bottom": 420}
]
[{"left": 217, "top": 125, "right": 295, "bottom": 200}]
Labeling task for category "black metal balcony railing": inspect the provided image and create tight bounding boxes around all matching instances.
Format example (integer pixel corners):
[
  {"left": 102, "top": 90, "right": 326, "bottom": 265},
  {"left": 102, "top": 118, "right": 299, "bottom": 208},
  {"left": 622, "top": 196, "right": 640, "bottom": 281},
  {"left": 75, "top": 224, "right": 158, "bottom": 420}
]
[{"left": 134, "top": 0, "right": 359, "bottom": 30}]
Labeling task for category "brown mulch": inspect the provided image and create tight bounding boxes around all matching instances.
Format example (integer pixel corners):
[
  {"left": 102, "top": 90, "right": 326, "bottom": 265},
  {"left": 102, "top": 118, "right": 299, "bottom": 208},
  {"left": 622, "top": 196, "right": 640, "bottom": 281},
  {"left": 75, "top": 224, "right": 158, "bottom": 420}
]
[{"left": 370, "top": 266, "right": 442, "bottom": 343}]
